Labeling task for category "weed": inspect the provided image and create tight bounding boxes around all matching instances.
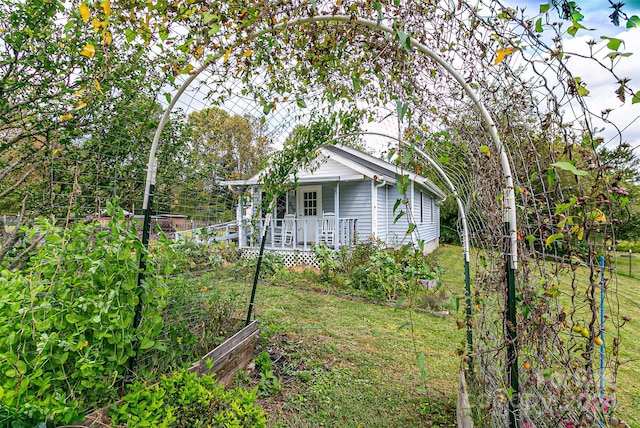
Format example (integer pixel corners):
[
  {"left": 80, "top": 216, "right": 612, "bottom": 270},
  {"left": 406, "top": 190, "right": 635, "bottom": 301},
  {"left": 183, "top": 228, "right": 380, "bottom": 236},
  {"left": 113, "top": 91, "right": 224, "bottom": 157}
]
[{"left": 255, "top": 351, "right": 273, "bottom": 373}]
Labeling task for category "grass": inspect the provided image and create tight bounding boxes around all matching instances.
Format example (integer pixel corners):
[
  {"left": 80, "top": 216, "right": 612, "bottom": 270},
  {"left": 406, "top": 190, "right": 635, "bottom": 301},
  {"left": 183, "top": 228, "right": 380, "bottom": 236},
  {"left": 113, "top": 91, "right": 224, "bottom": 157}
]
[
  {"left": 220, "top": 277, "right": 462, "bottom": 426},
  {"left": 213, "top": 243, "right": 640, "bottom": 427},
  {"left": 255, "top": 286, "right": 461, "bottom": 427}
]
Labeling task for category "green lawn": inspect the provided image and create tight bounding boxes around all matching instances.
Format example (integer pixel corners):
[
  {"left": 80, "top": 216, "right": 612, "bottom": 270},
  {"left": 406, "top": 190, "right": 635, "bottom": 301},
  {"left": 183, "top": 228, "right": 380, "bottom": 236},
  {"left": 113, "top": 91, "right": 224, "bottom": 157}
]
[{"left": 218, "top": 244, "right": 640, "bottom": 427}]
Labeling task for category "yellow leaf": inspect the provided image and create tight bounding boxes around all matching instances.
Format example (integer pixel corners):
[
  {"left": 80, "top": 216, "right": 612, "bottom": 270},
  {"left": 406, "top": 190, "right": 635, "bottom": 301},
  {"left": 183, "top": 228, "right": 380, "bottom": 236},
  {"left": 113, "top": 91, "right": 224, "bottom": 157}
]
[
  {"left": 101, "top": 0, "right": 111, "bottom": 16},
  {"left": 223, "top": 48, "right": 231, "bottom": 63},
  {"left": 94, "top": 79, "right": 103, "bottom": 94},
  {"left": 80, "top": 44, "right": 95, "bottom": 58},
  {"left": 242, "top": 49, "right": 252, "bottom": 57},
  {"left": 92, "top": 18, "right": 104, "bottom": 32},
  {"left": 79, "top": 3, "right": 90, "bottom": 22},
  {"left": 194, "top": 45, "right": 203, "bottom": 60},
  {"left": 72, "top": 88, "right": 86, "bottom": 97},
  {"left": 102, "top": 30, "right": 112, "bottom": 45},
  {"left": 74, "top": 101, "right": 87, "bottom": 110},
  {"left": 60, "top": 113, "right": 73, "bottom": 121},
  {"left": 494, "top": 47, "right": 515, "bottom": 65}
]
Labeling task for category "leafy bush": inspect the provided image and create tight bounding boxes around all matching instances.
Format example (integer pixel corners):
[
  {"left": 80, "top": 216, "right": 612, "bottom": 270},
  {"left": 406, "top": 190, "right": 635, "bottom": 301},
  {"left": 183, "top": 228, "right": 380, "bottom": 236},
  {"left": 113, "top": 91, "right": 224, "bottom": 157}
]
[
  {"left": 110, "top": 370, "right": 267, "bottom": 427},
  {"left": 0, "top": 202, "right": 168, "bottom": 426},
  {"left": 314, "top": 240, "right": 438, "bottom": 301},
  {"left": 614, "top": 240, "right": 640, "bottom": 253},
  {"left": 235, "top": 251, "right": 285, "bottom": 281}
]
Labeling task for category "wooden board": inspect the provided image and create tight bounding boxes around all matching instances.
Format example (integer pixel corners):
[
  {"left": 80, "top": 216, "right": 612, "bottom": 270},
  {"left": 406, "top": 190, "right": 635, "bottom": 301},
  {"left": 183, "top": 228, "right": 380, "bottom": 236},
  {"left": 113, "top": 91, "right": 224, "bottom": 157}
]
[{"left": 188, "top": 320, "right": 259, "bottom": 385}]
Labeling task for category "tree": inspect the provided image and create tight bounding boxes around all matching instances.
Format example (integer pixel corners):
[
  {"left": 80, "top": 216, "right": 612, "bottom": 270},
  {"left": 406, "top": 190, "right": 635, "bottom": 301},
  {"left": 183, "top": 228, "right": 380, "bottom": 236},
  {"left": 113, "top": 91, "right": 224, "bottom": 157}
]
[{"left": 185, "top": 107, "right": 272, "bottom": 182}]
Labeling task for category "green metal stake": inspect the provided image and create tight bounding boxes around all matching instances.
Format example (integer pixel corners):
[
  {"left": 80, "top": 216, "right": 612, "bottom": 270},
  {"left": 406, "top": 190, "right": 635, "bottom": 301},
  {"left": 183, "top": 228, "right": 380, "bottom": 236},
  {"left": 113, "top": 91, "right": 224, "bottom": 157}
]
[
  {"left": 505, "top": 224, "right": 519, "bottom": 428},
  {"left": 130, "top": 176, "right": 155, "bottom": 376},
  {"left": 464, "top": 258, "right": 473, "bottom": 375}
]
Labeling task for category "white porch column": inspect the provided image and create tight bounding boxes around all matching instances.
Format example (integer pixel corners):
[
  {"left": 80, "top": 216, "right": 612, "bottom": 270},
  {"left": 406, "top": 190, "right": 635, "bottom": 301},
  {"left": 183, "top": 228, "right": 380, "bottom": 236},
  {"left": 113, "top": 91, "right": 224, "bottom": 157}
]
[
  {"left": 371, "top": 180, "right": 378, "bottom": 238},
  {"left": 335, "top": 182, "right": 340, "bottom": 248}
]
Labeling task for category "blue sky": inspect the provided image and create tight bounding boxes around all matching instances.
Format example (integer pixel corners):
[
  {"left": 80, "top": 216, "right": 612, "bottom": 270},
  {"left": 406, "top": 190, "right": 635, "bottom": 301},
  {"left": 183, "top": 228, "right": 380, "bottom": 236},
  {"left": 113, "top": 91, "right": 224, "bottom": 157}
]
[{"left": 513, "top": 0, "right": 640, "bottom": 27}]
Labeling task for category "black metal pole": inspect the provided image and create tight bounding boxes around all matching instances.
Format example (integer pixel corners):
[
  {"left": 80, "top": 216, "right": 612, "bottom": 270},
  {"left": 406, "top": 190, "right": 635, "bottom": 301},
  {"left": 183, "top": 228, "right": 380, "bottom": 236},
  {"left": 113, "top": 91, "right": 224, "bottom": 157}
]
[
  {"left": 505, "top": 223, "right": 519, "bottom": 428},
  {"left": 246, "top": 216, "right": 270, "bottom": 326}
]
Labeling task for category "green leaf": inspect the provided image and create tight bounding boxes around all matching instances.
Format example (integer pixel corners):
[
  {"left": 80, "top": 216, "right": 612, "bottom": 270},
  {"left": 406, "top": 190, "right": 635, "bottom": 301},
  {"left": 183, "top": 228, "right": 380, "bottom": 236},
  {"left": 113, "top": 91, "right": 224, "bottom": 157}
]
[
  {"left": 15, "top": 360, "right": 27, "bottom": 374},
  {"left": 632, "top": 91, "right": 640, "bottom": 104},
  {"left": 606, "top": 52, "right": 633, "bottom": 59},
  {"left": 296, "top": 97, "right": 307, "bottom": 108},
  {"left": 398, "top": 321, "right": 412, "bottom": 330},
  {"left": 601, "top": 36, "right": 623, "bottom": 51},
  {"left": 555, "top": 197, "right": 577, "bottom": 215},
  {"left": 125, "top": 28, "right": 136, "bottom": 43},
  {"left": 396, "top": 100, "right": 408, "bottom": 122},
  {"left": 417, "top": 353, "right": 427, "bottom": 382},
  {"left": 525, "top": 235, "right": 535, "bottom": 244},
  {"left": 263, "top": 102, "right": 275, "bottom": 115},
  {"left": 545, "top": 232, "right": 564, "bottom": 248},
  {"left": 208, "top": 22, "right": 220, "bottom": 35},
  {"left": 551, "top": 161, "right": 588, "bottom": 176},
  {"left": 540, "top": 3, "right": 550, "bottom": 13},
  {"left": 405, "top": 223, "right": 416, "bottom": 236},
  {"left": 394, "top": 297, "right": 405, "bottom": 309},
  {"left": 479, "top": 145, "right": 491, "bottom": 157},
  {"left": 351, "top": 74, "right": 360, "bottom": 92},
  {"left": 535, "top": 18, "right": 543, "bottom": 33},
  {"left": 396, "top": 30, "right": 411, "bottom": 51},
  {"left": 203, "top": 12, "right": 216, "bottom": 23},
  {"left": 543, "top": 368, "right": 553, "bottom": 379},
  {"left": 139, "top": 337, "right": 155, "bottom": 350},
  {"left": 451, "top": 296, "right": 460, "bottom": 312},
  {"left": 626, "top": 15, "right": 640, "bottom": 28}
]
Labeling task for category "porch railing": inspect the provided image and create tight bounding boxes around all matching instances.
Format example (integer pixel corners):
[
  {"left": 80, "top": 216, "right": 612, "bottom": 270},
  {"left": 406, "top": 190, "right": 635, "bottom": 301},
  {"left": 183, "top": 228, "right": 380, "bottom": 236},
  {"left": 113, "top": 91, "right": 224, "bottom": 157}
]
[
  {"left": 174, "top": 220, "right": 238, "bottom": 244},
  {"left": 240, "top": 217, "right": 358, "bottom": 251}
]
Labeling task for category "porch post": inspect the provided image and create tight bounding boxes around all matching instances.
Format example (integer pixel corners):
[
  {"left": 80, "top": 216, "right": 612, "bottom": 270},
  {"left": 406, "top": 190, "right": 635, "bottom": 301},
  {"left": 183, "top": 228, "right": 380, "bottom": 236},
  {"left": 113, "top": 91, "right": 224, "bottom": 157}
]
[
  {"left": 237, "top": 192, "right": 244, "bottom": 248},
  {"left": 371, "top": 180, "right": 377, "bottom": 239},
  {"left": 335, "top": 182, "right": 340, "bottom": 249}
]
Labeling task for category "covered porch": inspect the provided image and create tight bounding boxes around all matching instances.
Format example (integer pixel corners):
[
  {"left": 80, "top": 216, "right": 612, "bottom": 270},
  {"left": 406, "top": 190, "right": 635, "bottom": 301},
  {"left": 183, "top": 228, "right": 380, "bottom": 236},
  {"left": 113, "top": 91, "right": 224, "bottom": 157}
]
[{"left": 239, "top": 215, "right": 358, "bottom": 251}]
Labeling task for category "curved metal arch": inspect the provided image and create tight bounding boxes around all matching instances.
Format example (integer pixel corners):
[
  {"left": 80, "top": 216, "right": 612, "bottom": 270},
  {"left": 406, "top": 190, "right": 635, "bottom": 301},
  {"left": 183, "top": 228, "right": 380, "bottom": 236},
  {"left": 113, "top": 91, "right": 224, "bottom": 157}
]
[{"left": 144, "top": 14, "right": 518, "bottom": 268}]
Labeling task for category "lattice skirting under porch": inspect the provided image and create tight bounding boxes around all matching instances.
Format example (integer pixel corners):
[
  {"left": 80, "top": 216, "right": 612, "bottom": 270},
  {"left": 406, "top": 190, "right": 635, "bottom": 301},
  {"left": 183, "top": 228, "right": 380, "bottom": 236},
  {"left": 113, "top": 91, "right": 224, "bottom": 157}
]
[{"left": 240, "top": 248, "right": 318, "bottom": 268}]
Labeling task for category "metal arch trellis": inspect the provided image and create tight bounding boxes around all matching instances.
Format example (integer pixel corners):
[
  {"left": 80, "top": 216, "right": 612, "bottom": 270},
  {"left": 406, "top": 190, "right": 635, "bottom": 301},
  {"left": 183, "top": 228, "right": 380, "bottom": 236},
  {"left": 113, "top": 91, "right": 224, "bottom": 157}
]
[
  {"left": 141, "top": 15, "right": 519, "bottom": 268},
  {"left": 137, "top": 13, "right": 532, "bottom": 428}
]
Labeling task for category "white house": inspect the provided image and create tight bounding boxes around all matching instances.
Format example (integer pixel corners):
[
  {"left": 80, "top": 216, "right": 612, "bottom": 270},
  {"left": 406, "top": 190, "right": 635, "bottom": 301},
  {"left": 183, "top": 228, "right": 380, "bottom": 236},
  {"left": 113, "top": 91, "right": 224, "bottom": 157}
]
[{"left": 219, "top": 144, "right": 446, "bottom": 263}]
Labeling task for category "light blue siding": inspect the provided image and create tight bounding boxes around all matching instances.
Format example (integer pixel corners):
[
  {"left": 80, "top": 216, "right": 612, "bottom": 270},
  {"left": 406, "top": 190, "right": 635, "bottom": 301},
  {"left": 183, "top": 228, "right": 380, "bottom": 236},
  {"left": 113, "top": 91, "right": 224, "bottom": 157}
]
[
  {"left": 384, "top": 183, "right": 439, "bottom": 247},
  {"left": 385, "top": 183, "right": 413, "bottom": 246},
  {"left": 413, "top": 187, "right": 440, "bottom": 243},
  {"left": 321, "top": 183, "right": 335, "bottom": 213},
  {"left": 376, "top": 185, "right": 386, "bottom": 239},
  {"left": 338, "top": 180, "right": 372, "bottom": 239}
]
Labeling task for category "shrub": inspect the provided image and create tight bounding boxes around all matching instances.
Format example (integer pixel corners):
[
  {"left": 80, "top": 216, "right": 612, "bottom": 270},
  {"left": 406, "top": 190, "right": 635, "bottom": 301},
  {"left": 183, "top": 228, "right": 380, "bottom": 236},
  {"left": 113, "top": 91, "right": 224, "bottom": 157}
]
[
  {"left": 110, "top": 370, "right": 267, "bottom": 427},
  {"left": 614, "top": 240, "right": 640, "bottom": 253},
  {"left": 315, "top": 239, "right": 439, "bottom": 302},
  {"left": 0, "top": 201, "right": 168, "bottom": 426},
  {"left": 254, "top": 351, "right": 273, "bottom": 373}
]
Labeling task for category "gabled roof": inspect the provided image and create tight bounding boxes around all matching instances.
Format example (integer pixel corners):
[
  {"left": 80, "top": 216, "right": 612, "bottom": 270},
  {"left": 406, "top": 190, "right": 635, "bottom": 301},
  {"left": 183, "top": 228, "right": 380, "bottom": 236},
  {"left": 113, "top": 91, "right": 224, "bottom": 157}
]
[{"left": 219, "top": 143, "right": 446, "bottom": 200}]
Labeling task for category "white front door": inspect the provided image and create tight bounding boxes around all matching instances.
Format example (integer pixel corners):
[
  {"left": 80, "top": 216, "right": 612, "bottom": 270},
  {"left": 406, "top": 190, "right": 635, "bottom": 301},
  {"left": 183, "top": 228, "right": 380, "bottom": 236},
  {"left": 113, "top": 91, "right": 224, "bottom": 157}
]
[{"left": 297, "top": 185, "right": 322, "bottom": 241}]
